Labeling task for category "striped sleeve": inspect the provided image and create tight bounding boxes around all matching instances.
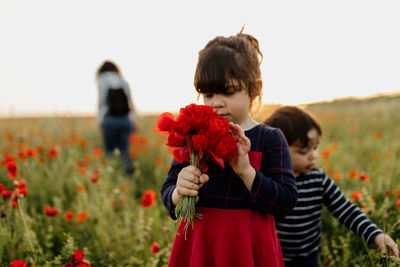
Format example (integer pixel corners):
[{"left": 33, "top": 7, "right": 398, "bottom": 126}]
[
  {"left": 249, "top": 128, "right": 298, "bottom": 218},
  {"left": 322, "top": 175, "right": 383, "bottom": 245}
]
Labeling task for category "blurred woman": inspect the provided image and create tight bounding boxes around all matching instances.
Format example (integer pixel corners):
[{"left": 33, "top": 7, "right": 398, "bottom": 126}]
[{"left": 96, "top": 60, "right": 136, "bottom": 175}]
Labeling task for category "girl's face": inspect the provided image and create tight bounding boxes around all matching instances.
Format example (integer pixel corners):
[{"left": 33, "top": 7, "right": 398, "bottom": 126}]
[
  {"left": 289, "top": 128, "right": 320, "bottom": 177},
  {"left": 202, "top": 80, "right": 252, "bottom": 128}
]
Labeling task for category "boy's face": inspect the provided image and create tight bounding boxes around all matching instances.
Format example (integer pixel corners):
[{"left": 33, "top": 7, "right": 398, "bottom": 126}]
[
  {"left": 289, "top": 128, "right": 320, "bottom": 177},
  {"left": 202, "top": 79, "right": 251, "bottom": 127}
]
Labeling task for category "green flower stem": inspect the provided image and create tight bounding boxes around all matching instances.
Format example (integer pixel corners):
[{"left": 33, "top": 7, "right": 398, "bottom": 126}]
[
  {"left": 17, "top": 197, "right": 35, "bottom": 252},
  {"left": 175, "top": 150, "right": 203, "bottom": 239}
]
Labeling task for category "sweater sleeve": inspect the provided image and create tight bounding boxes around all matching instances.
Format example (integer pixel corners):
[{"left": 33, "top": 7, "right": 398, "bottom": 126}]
[
  {"left": 322, "top": 175, "right": 383, "bottom": 245},
  {"left": 248, "top": 128, "right": 298, "bottom": 218},
  {"left": 160, "top": 159, "right": 188, "bottom": 220},
  {"left": 97, "top": 77, "right": 108, "bottom": 124}
]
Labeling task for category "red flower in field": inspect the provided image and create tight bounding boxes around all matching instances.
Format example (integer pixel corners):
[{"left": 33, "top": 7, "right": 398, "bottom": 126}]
[
  {"left": 44, "top": 206, "right": 59, "bottom": 216},
  {"left": 374, "top": 132, "right": 382, "bottom": 139},
  {"left": 359, "top": 172, "right": 369, "bottom": 181},
  {"left": 47, "top": 145, "right": 58, "bottom": 158},
  {"left": 93, "top": 147, "right": 104, "bottom": 158},
  {"left": 17, "top": 150, "right": 27, "bottom": 161},
  {"left": 63, "top": 250, "right": 91, "bottom": 267},
  {"left": 385, "top": 189, "right": 390, "bottom": 196},
  {"left": 141, "top": 189, "right": 157, "bottom": 208},
  {"left": 1, "top": 154, "right": 15, "bottom": 167},
  {"left": 37, "top": 144, "right": 45, "bottom": 152},
  {"left": 393, "top": 190, "right": 400, "bottom": 197},
  {"left": 25, "top": 148, "right": 37, "bottom": 158},
  {"left": 11, "top": 198, "right": 18, "bottom": 208},
  {"left": 10, "top": 260, "right": 27, "bottom": 267},
  {"left": 0, "top": 184, "right": 6, "bottom": 192},
  {"left": 321, "top": 149, "right": 331, "bottom": 160},
  {"left": 351, "top": 191, "right": 362, "bottom": 201},
  {"left": 2, "top": 190, "right": 12, "bottom": 199},
  {"left": 334, "top": 173, "right": 342, "bottom": 181},
  {"left": 7, "top": 161, "right": 18, "bottom": 179},
  {"left": 396, "top": 199, "right": 400, "bottom": 207},
  {"left": 64, "top": 211, "right": 74, "bottom": 222},
  {"left": 90, "top": 175, "right": 99, "bottom": 183},
  {"left": 17, "top": 180, "right": 27, "bottom": 197},
  {"left": 151, "top": 242, "right": 160, "bottom": 254},
  {"left": 77, "top": 184, "right": 85, "bottom": 193},
  {"left": 348, "top": 168, "right": 357, "bottom": 179},
  {"left": 76, "top": 211, "right": 88, "bottom": 223}
]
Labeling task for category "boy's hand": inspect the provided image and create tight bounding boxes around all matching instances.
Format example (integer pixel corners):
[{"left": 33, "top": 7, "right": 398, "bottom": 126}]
[
  {"left": 172, "top": 165, "right": 209, "bottom": 205},
  {"left": 374, "top": 233, "right": 399, "bottom": 257}
]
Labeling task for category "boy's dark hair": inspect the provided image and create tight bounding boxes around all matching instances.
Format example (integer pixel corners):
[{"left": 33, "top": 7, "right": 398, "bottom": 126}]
[
  {"left": 97, "top": 60, "right": 120, "bottom": 77},
  {"left": 194, "top": 32, "right": 263, "bottom": 107},
  {"left": 264, "top": 106, "right": 322, "bottom": 148}
]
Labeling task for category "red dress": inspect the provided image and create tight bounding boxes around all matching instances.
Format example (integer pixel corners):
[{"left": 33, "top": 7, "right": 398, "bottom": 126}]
[{"left": 168, "top": 207, "right": 284, "bottom": 267}]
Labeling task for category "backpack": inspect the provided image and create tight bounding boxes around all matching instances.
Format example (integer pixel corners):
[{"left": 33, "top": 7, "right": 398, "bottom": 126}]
[{"left": 106, "top": 88, "right": 131, "bottom": 116}]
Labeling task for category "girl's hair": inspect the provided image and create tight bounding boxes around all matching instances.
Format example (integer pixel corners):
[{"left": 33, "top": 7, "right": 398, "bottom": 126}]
[
  {"left": 96, "top": 60, "right": 121, "bottom": 77},
  {"left": 264, "top": 106, "right": 322, "bottom": 148},
  {"left": 194, "top": 32, "right": 263, "bottom": 107}
]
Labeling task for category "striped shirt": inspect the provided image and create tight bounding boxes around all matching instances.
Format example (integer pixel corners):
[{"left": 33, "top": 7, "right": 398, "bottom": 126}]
[{"left": 275, "top": 169, "right": 383, "bottom": 262}]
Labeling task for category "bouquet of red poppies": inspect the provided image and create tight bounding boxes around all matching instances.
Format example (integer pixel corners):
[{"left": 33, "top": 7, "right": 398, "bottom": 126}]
[{"left": 157, "top": 104, "right": 237, "bottom": 237}]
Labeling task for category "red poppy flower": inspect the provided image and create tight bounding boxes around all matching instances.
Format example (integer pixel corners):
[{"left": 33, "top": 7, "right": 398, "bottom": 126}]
[
  {"left": 47, "top": 145, "right": 58, "bottom": 158},
  {"left": 76, "top": 211, "right": 88, "bottom": 223},
  {"left": 348, "top": 168, "right": 357, "bottom": 179},
  {"left": 10, "top": 260, "right": 27, "bottom": 267},
  {"left": 44, "top": 206, "right": 59, "bottom": 216},
  {"left": 90, "top": 175, "right": 99, "bottom": 183},
  {"left": 2, "top": 154, "right": 15, "bottom": 167},
  {"left": 1, "top": 190, "right": 12, "bottom": 199},
  {"left": 141, "top": 189, "right": 157, "bottom": 208},
  {"left": 63, "top": 250, "right": 91, "bottom": 267},
  {"left": 0, "top": 184, "right": 6, "bottom": 192},
  {"left": 151, "top": 242, "right": 160, "bottom": 254},
  {"left": 7, "top": 161, "right": 18, "bottom": 179},
  {"left": 25, "top": 148, "right": 37, "bottom": 158},
  {"left": 396, "top": 199, "right": 400, "bottom": 207},
  {"left": 351, "top": 191, "right": 362, "bottom": 201},
  {"left": 93, "top": 147, "right": 104, "bottom": 158},
  {"left": 156, "top": 112, "right": 175, "bottom": 133},
  {"left": 64, "top": 211, "right": 74, "bottom": 222},
  {"left": 359, "top": 172, "right": 369, "bottom": 181}
]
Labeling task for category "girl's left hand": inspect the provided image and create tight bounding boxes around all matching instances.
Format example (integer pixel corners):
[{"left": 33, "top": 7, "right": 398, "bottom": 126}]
[{"left": 228, "top": 123, "right": 255, "bottom": 189}]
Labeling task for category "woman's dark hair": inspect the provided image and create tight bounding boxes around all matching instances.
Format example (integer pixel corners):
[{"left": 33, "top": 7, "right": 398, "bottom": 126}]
[
  {"left": 264, "top": 106, "right": 322, "bottom": 147},
  {"left": 194, "top": 31, "right": 263, "bottom": 107},
  {"left": 96, "top": 60, "right": 120, "bottom": 77}
]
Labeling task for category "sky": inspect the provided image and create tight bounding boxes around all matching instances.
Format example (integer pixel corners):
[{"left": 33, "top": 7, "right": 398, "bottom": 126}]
[{"left": 1, "top": 0, "right": 399, "bottom": 117}]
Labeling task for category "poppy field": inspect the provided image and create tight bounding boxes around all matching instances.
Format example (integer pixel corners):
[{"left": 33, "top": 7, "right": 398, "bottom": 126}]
[{"left": 1, "top": 95, "right": 400, "bottom": 266}]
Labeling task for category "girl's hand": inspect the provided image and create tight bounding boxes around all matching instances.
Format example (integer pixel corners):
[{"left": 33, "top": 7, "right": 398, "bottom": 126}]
[
  {"left": 172, "top": 165, "right": 209, "bottom": 206},
  {"left": 229, "top": 123, "right": 256, "bottom": 190},
  {"left": 373, "top": 233, "right": 399, "bottom": 257}
]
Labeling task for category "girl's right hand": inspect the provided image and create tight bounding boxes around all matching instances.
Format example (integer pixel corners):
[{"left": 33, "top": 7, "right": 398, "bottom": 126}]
[{"left": 172, "top": 165, "right": 209, "bottom": 206}]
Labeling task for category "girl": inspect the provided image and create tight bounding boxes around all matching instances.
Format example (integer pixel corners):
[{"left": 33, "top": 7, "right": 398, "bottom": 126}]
[
  {"left": 265, "top": 106, "right": 399, "bottom": 267},
  {"left": 96, "top": 60, "right": 137, "bottom": 175},
  {"left": 161, "top": 32, "right": 298, "bottom": 267}
]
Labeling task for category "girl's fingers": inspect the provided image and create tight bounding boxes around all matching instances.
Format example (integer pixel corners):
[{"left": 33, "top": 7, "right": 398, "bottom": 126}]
[
  {"left": 176, "top": 186, "right": 198, "bottom": 197},
  {"left": 199, "top": 173, "right": 209, "bottom": 185}
]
